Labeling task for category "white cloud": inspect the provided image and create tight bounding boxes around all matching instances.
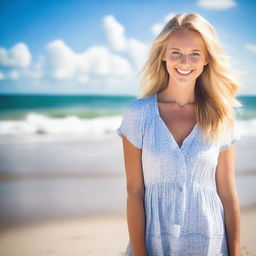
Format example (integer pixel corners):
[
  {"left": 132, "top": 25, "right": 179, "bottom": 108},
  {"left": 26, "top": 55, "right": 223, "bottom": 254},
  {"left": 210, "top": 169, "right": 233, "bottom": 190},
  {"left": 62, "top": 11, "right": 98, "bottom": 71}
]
[
  {"left": 245, "top": 43, "right": 256, "bottom": 53},
  {"left": 46, "top": 40, "right": 77, "bottom": 79},
  {"left": 45, "top": 39, "right": 133, "bottom": 83},
  {"left": 151, "top": 13, "right": 176, "bottom": 37},
  {"left": 197, "top": 0, "right": 237, "bottom": 9},
  {"left": 0, "top": 14, "right": 155, "bottom": 91},
  {"left": 126, "top": 38, "right": 149, "bottom": 70},
  {"left": 102, "top": 15, "right": 150, "bottom": 70},
  {"left": 84, "top": 46, "right": 132, "bottom": 76},
  {"left": 102, "top": 15, "right": 127, "bottom": 51},
  {"left": 0, "top": 42, "right": 45, "bottom": 80},
  {"left": 22, "top": 55, "right": 45, "bottom": 79},
  {"left": 0, "top": 43, "right": 32, "bottom": 68}
]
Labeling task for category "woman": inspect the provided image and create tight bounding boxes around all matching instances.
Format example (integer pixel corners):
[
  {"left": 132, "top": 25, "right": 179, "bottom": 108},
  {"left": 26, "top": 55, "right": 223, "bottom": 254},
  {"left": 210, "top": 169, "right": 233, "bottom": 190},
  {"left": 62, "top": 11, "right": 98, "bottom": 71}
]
[{"left": 117, "top": 13, "right": 242, "bottom": 256}]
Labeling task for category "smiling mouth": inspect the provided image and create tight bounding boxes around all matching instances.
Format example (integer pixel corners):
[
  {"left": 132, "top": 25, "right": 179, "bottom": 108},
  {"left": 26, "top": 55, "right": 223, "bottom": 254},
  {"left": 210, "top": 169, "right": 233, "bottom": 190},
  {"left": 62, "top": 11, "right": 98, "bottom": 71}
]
[{"left": 175, "top": 68, "right": 194, "bottom": 76}]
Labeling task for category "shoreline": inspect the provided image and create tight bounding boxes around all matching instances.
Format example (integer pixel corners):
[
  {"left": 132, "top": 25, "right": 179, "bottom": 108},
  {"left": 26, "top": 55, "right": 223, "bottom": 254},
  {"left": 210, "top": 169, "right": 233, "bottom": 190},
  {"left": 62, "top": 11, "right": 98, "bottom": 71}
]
[{"left": 0, "top": 168, "right": 256, "bottom": 183}]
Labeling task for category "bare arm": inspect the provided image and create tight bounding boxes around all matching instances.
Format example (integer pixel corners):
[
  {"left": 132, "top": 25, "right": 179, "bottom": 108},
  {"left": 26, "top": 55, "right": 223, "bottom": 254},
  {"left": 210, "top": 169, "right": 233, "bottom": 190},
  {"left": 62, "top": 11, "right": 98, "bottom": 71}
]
[
  {"left": 216, "top": 145, "right": 240, "bottom": 256},
  {"left": 121, "top": 135, "right": 147, "bottom": 256}
]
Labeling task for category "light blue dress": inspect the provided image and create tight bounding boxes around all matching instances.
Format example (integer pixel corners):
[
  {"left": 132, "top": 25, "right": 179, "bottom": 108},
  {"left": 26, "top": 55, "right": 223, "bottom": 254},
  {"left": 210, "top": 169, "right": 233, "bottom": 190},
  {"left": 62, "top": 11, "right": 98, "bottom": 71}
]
[{"left": 117, "top": 94, "right": 241, "bottom": 256}]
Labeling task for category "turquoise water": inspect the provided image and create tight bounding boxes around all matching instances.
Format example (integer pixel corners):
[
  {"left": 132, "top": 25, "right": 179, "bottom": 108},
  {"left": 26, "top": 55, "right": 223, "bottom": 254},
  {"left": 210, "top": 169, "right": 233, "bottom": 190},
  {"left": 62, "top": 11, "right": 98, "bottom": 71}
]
[
  {"left": 0, "top": 94, "right": 255, "bottom": 120},
  {"left": 0, "top": 94, "right": 135, "bottom": 120}
]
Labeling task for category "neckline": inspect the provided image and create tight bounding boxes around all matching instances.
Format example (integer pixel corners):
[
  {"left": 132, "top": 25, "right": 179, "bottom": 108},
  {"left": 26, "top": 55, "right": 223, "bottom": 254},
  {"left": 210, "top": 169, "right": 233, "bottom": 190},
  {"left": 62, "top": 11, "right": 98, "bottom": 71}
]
[{"left": 153, "top": 93, "right": 198, "bottom": 150}]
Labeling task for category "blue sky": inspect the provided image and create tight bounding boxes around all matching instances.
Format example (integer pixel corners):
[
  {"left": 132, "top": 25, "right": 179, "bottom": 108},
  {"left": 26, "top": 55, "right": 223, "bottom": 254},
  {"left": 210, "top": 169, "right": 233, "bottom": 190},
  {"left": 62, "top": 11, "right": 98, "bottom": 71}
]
[{"left": 0, "top": 0, "right": 255, "bottom": 95}]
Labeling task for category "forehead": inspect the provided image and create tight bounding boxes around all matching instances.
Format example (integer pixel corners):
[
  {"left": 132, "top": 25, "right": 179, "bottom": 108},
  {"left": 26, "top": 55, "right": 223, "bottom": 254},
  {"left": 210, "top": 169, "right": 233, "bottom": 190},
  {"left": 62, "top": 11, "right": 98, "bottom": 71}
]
[{"left": 166, "top": 29, "right": 207, "bottom": 51}]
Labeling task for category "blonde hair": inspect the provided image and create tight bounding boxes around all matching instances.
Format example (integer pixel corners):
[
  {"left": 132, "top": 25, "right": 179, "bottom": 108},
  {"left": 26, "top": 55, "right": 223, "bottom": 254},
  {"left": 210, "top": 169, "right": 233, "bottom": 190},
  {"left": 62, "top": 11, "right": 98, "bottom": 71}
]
[{"left": 138, "top": 13, "right": 244, "bottom": 144}]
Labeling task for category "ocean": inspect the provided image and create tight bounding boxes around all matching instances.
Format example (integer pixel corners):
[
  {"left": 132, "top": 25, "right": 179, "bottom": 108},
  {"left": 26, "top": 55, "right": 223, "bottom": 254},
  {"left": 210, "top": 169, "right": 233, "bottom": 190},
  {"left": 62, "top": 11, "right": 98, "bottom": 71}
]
[{"left": 0, "top": 94, "right": 255, "bottom": 136}]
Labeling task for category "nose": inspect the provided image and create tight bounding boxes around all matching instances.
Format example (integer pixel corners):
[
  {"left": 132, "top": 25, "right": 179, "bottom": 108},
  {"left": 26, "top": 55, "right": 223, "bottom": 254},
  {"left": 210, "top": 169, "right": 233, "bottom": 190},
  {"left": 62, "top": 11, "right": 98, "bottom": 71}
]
[{"left": 180, "top": 54, "right": 189, "bottom": 64}]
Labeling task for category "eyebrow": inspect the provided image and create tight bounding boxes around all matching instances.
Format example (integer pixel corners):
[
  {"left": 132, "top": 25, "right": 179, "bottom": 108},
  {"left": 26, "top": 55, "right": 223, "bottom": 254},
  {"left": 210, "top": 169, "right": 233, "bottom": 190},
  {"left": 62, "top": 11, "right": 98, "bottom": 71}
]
[{"left": 170, "top": 48, "right": 201, "bottom": 52}]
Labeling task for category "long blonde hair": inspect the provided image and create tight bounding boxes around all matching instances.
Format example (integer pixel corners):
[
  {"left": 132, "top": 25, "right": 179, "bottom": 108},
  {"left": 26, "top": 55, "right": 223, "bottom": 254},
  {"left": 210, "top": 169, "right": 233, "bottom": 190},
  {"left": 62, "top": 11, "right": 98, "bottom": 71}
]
[{"left": 138, "top": 13, "right": 243, "bottom": 144}]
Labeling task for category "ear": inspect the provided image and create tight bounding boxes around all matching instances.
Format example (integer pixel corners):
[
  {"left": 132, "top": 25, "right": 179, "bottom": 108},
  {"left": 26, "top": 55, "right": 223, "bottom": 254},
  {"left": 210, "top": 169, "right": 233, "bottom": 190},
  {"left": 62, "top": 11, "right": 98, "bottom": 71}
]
[
  {"left": 204, "top": 54, "right": 209, "bottom": 66},
  {"left": 162, "top": 55, "right": 166, "bottom": 62},
  {"left": 204, "top": 58, "right": 208, "bottom": 66}
]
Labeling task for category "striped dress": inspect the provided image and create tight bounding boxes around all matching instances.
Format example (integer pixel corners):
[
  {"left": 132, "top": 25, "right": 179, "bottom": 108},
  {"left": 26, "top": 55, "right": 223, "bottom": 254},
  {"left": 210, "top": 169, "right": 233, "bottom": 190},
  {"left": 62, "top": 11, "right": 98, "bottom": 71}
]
[{"left": 117, "top": 94, "right": 241, "bottom": 256}]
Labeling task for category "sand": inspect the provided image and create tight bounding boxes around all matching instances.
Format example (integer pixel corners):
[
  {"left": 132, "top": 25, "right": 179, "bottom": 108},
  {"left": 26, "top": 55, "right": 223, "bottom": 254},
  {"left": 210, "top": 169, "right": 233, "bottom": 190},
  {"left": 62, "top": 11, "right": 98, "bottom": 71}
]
[
  {"left": 0, "top": 134, "right": 255, "bottom": 255},
  {"left": 240, "top": 206, "right": 256, "bottom": 256},
  {"left": 0, "top": 214, "right": 129, "bottom": 256},
  {"left": 0, "top": 206, "right": 255, "bottom": 256}
]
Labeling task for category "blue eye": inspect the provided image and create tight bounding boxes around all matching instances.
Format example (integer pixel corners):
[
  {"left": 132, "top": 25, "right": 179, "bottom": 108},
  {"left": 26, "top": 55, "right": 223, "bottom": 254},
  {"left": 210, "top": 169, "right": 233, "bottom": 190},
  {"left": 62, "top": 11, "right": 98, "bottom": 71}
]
[{"left": 171, "top": 52, "right": 199, "bottom": 56}]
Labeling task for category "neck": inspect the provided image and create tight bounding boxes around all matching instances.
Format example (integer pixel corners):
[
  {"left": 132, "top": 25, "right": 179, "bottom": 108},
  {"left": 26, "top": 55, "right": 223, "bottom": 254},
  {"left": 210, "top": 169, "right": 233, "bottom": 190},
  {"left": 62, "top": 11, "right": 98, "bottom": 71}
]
[
  {"left": 158, "top": 79, "right": 196, "bottom": 106},
  {"left": 157, "top": 99, "right": 195, "bottom": 107}
]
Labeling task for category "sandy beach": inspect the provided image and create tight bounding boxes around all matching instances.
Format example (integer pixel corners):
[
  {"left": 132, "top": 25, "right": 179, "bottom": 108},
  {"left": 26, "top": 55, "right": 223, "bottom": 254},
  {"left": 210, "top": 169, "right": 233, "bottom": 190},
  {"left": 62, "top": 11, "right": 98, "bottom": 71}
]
[
  {"left": 0, "top": 134, "right": 255, "bottom": 255},
  {"left": 0, "top": 206, "right": 255, "bottom": 256},
  {"left": 0, "top": 214, "right": 129, "bottom": 256}
]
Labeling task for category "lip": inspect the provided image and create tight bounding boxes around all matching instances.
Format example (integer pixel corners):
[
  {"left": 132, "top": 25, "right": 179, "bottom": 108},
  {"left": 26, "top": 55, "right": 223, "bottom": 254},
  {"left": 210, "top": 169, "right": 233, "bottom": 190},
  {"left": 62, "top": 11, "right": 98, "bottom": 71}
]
[{"left": 175, "top": 68, "right": 194, "bottom": 76}]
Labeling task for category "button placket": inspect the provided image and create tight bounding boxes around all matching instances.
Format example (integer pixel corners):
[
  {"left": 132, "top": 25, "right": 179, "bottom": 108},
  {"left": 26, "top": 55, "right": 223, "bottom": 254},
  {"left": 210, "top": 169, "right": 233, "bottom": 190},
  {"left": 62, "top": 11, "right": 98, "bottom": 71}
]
[{"left": 172, "top": 150, "right": 188, "bottom": 238}]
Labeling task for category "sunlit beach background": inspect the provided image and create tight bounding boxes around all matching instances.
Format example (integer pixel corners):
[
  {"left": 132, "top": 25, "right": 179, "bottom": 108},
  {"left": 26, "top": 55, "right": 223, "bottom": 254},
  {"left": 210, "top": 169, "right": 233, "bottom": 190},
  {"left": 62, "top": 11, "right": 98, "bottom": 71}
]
[{"left": 0, "top": 0, "right": 255, "bottom": 255}]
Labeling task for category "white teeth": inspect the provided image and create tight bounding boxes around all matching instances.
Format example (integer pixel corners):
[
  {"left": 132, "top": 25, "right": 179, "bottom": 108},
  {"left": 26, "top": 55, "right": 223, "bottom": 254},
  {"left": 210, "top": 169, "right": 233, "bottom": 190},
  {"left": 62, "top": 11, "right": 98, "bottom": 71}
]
[{"left": 176, "top": 69, "right": 193, "bottom": 74}]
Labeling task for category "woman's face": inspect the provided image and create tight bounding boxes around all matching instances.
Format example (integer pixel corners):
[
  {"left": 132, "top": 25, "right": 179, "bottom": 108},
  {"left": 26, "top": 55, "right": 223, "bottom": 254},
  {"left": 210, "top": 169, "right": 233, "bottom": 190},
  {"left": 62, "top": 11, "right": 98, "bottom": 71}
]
[{"left": 162, "top": 29, "right": 208, "bottom": 85}]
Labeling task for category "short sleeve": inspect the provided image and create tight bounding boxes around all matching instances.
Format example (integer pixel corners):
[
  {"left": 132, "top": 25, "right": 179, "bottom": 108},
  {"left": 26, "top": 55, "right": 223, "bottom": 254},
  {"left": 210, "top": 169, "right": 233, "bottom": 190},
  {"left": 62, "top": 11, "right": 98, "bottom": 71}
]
[
  {"left": 116, "top": 100, "right": 145, "bottom": 149},
  {"left": 219, "top": 122, "right": 241, "bottom": 151}
]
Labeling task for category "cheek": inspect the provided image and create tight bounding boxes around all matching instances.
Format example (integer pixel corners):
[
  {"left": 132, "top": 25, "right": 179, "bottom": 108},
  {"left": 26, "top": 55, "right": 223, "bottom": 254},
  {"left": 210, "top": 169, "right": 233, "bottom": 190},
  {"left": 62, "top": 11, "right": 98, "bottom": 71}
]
[
  {"left": 165, "top": 63, "right": 176, "bottom": 73},
  {"left": 168, "top": 55, "right": 178, "bottom": 60},
  {"left": 190, "top": 58, "right": 203, "bottom": 64},
  {"left": 165, "top": 59, "right": 176, "bottom": 69}
]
